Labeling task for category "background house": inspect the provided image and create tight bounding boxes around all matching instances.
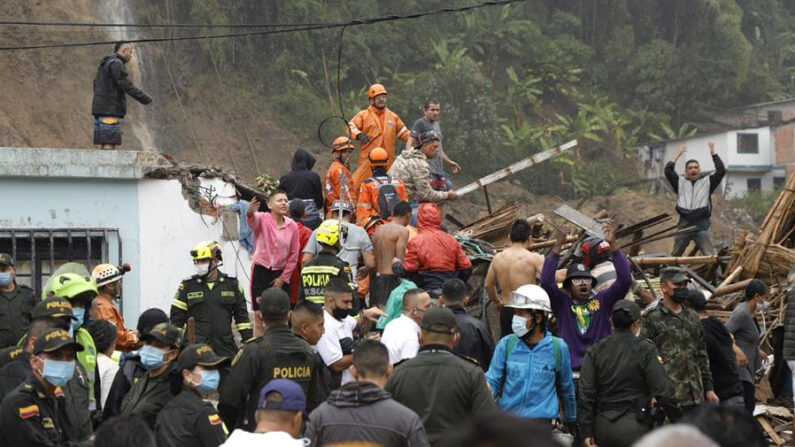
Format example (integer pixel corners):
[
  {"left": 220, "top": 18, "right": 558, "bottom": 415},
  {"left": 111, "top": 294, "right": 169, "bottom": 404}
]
[{"left": 0, "top": 147, "right": 255, "bottom": 328}]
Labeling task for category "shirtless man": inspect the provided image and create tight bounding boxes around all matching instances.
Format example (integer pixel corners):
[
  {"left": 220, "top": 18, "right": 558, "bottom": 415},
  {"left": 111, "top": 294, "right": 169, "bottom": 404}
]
[
  {"left": 485, "top": 219, "right": 545, "bottom": 338},
  {"left": 369, "top": 201, "right": 412, "bottom": 309}
]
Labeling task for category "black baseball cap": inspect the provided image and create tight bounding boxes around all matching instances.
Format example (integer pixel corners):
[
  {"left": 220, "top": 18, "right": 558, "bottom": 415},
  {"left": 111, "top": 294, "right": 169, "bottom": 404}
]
[
  {"left": 420, "top": 307, "right": 457, "bottom": 334},
  {"left": 32, "top": 298, "right": 73, "bottom": 320},
  {"left": 258, "top": 379, "right": 306, "bottom": 412},
  {"left": 142, "top": 322, "right": 182, "bottom": 349},
  {"left": 260, "top": 288, "right": 290, "bottom": 317},
  {"left": 611, "top": 299, "right": 641, "bottom": 322},
  {"left": 33, "top": 328, "right": 84, "bottom": 355},
  {"left": 176, "top": 344, "right": 229, "bottom": 372},
  {"left": 0, "top": 253, "right": 14, "bottom": 266}
]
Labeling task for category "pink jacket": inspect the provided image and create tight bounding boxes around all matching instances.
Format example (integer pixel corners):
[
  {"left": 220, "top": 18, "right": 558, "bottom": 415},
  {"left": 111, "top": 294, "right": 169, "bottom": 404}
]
[{"left": 247, "top": 212, "right": 300, "bottom": 283}]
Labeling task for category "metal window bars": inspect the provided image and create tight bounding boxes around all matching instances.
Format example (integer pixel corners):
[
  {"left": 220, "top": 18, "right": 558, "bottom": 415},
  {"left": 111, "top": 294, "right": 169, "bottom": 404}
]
[{"left": 0, "top": 228, "right": 122, "bottom": 309}]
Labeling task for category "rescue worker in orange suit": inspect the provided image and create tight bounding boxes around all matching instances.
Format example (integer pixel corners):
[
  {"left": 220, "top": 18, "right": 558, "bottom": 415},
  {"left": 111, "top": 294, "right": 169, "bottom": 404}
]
[
  {"left": 356, "top": 147, "right": 408, "bottom": 236},
  {"left": 348, "top": 84, "right": 410, "bottom": 190},
  {"left": 91, "top": 263, "right": 139, "bottom": 352},
  {"left": 324, "top": 137, "right": 355, "bottom": 217}
]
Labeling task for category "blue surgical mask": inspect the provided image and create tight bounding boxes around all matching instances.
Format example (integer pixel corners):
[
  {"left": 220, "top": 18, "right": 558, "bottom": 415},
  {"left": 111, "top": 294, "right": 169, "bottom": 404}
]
[
  {"left": 195, "top": 369, "right": 221, "bottom": 394},
  {"left": 0, "top": 272, "right": 12, "bottom": 287},
  {"left": 71, "top": 308, "right": 85, "bottom": 331},
  {"left": 140, "top": 345, "right": 167, "bottom": 370},
  {"left": 512, "top": 315, "right": 530, "bottom": 338},
  {"left": 39, "top": 358, "right": 75, "bottom": 387}
]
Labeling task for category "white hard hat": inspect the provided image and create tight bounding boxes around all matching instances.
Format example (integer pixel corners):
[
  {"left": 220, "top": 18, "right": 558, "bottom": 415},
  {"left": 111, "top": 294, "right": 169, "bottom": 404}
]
[
  {"left": 507, "top": 284, "right": 551, "bottom": 312},
  {"left": 91, "top": 264, "right": 122, "bottom": 287}
]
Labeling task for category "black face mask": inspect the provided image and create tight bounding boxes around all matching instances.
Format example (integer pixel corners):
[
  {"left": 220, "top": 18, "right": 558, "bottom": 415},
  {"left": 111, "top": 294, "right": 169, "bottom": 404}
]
[
  {"left": 671, "top": 287, "right": 688, "bottom": 304},
  {"left": 332, "top": 307, "right": 351, "bottom": 321}
]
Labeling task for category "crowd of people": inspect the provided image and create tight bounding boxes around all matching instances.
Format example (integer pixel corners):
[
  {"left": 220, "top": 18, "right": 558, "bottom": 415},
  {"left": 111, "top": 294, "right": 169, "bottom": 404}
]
[{"left": 0, "top": 40, "right": 789, "bottom": 446}]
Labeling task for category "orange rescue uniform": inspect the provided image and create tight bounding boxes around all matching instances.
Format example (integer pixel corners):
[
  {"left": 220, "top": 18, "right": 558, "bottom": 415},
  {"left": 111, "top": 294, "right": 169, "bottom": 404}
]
[
  {"left": 324, "top": 160, "right": 354, "bottom": 216},
  {"left": 347, "top": 105, "right": 409, "bottom": 190},
  {"left": 356, "top": 176, "right": 409, "bottom": 235},
  {"left": 92, "top": 292, "right": 139, "bottom": 352}
]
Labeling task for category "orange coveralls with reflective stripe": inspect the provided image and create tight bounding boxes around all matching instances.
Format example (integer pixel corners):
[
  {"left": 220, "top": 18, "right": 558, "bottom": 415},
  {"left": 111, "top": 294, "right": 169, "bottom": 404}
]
[
  {"left": 92, "top": 292, "right": 139, "bottom": 352},
  {"left": 356, "top": 176, "right": 408, "bottom": 235},
  {"left": 347, "top": 105, "right": 410, "bottom": 190},
  {"left": 324, "top": 160, "right": 354, "bottom": 216}
]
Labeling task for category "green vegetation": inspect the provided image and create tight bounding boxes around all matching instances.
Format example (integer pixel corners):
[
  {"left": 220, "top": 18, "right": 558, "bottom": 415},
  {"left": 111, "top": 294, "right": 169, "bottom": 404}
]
[
  {"left": 728, "top": 188, "right": 782, "bottom": 224},
  {"left": 154, "top": 0, "right": 793, "bottom": 198}
]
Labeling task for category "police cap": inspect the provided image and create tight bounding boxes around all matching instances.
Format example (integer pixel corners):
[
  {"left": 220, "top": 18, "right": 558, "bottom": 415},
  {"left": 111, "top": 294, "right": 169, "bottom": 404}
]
[{"left": 33, "top": 328, "right": 83, "bottom": 355}]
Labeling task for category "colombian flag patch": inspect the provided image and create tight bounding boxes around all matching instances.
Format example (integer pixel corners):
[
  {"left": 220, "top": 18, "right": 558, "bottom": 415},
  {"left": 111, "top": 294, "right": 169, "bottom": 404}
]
[
  {"left": 18, "top": 405, "right": 39, "bottom": 419},
  {"left": 208, "top": 414, "right": 222, "bottom": 425},
  {"left": 54, "top": 388, "right": 65, "bottom": 398}
]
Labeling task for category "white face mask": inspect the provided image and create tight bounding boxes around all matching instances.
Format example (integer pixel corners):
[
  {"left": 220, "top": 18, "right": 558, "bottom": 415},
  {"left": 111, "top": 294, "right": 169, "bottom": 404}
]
[
  {"left": 757, "top": 300, "right": 771, "bottom": 312},
  {"left": 195, "top": 263, "right": 210, "bottom": 276},
  {"left": 511, "top": 315, "right": 530, "bottom": 338}
]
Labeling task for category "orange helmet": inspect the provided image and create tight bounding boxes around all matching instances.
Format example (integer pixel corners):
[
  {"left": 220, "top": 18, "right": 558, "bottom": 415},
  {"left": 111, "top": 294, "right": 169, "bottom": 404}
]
[
  {"left": 368, "top": 147, "right": 389, "bottom": 166},
  {"left": 331, "top": 136, "right": 354, "bottom": 152},
  {"left": 368, "top": 83, "right": 387, "bottom": 99}
]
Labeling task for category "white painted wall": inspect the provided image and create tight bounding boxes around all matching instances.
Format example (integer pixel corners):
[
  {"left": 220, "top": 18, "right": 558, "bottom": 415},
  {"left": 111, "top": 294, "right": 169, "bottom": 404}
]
[
  {"left": 725, "top": 127, "right": 773, "bottom": 167},
  {"left": 135, "top": 178, "right": 253, "bottom": 327}
]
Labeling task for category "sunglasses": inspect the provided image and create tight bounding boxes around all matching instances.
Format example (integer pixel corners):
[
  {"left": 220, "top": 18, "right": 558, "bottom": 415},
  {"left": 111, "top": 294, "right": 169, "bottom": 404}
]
[{"left": 571, "top": 278, "right": 593, "bottom": 286}]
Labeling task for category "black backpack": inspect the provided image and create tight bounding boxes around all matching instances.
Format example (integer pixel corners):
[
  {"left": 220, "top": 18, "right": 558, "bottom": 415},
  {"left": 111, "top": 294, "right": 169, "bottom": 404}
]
[{"left": 375, "top": 177, "right": 400, "bottom": 219}]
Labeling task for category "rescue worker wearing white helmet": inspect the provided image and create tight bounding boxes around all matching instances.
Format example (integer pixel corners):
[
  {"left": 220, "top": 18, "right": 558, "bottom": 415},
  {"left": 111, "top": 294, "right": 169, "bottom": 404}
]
[
  {"left": 91, "top": 263, "right": 139, "bottom": 352},
  {"left": 170, "top": 241, "right": 252, "bottom": 359},
  {"left": 485, "top": 284, "right": 578, "bottom": 435}
]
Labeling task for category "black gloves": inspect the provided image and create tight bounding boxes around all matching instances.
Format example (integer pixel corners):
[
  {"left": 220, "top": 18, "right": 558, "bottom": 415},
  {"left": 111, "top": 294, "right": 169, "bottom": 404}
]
[{"left": 357, "top": 133, "right": 370, "bottom": 143}]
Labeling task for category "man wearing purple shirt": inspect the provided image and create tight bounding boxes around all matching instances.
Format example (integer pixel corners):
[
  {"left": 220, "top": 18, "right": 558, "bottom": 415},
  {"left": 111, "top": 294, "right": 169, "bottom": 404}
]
[{"left": 540, "top": 222, "right": 631, "bottom": 371}]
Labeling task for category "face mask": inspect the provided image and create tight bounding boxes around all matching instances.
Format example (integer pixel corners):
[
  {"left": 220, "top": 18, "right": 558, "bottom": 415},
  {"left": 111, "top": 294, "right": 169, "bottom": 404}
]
[
  {"left": 140, "top": 345, "right": 167, "bottom": 370},
  {"left": 71, "top": 308, "right": 85, "bottom": 331},
  {"left": 38, "top": 358, "right": 75, "bottom": 387},
  {"left": 195, "top": 369, "right": 221, "bottom": 394},
  {"left": 757, "top": 300, "right": 771, "bottom": 312},
  {"left": 195, "top": 263, "right": 210, "bottom": 276},
  {"left": 0, "top": 272, "right": 12, "bottom": 287},
  {"left": 512, "top": 315, "right": 530, "bottom": 338},
  {"left": 671, "top": 287, "right": 688, "bottom": 304},
  {"left": 332, "top": 307, "right": 351, "bottom": 321}
]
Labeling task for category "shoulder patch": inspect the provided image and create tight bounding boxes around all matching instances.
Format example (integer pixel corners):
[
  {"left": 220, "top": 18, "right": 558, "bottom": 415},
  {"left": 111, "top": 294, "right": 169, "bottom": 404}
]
[
  {"left": 208, "top": 414, "right": 222, "bottom": 425},
  {"left": 54, "top": 387, "right": 65, "bottom": 398},
  {"left": 41, "top": 417, "right": 55, "bottom": 429},
  {"left": 18, "top": 405, "right": 39, "bottom": 419}
]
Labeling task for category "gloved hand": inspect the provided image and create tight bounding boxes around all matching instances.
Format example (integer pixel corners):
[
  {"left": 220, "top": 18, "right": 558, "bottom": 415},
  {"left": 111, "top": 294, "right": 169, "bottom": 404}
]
[
  {"left": 339, "top": 337, "right": 357, "bottom": 355},
  {"left": 357, "top": 133, "right": 370, "bottom": 143}
]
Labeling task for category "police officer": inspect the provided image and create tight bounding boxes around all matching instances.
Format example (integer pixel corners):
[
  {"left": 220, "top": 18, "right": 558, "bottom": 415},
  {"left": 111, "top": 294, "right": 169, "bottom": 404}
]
[
  {"left": 579, "top": 300, "right": 682, "bottom": 447},
  {"left": 218, "top": 288, "right": 319, "bottom": 430},
  {"left": 155, "top": 343, "right": 229, "bottom": 447},
  {"left": 120, "top": 322, "right": 182, "bottom": 429},
  {"left": 0, "top": 253, "right": 37, "bottom": 348},
  {"left": 0, "top": 327, "right": 91, "bottom": 446},
  {"left": 300, "top": 220, "right": 355, "bottom": 305},
  {"left": 171, "top": 241, "right": 252, "bottom": 359}
]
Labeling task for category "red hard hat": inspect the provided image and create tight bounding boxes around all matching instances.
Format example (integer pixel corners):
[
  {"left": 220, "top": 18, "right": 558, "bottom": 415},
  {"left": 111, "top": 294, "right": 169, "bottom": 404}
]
[{"left": 368, "top": 84, "right": 387, "bottom": 99}]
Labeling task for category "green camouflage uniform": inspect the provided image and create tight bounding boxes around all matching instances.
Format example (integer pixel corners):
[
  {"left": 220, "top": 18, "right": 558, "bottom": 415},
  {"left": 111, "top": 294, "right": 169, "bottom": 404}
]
[{"left": 641, "top": 304, "right": 713, "bottom": 407}]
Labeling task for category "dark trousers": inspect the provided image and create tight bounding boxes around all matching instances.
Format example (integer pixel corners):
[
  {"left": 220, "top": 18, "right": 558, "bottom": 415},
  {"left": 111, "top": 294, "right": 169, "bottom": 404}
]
[
  {"left": 251, "top": 264, "right": 289, "bottom": 310},
  {"left": 500, "top": 306, "right": 515, "bottom": 339},
  {"left": 370, "top": 274, "right": 401, "bottom": 309},
  {"left": 741, "top": 380, "right": 756, "bottom": 413}
]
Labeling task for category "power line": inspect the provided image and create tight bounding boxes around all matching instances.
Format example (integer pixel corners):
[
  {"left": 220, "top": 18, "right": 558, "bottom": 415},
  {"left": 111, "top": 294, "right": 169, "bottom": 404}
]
[
  {"left": 0, "top": 20, "right": 324, "bottom": 29},
  {"left": 0, "top": 0, "right": 525, "bottom": 52}
]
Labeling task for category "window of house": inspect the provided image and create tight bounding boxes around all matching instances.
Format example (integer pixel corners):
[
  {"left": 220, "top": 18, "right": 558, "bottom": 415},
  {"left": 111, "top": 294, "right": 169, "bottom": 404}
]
[
  {"left": 0, "top": 229, "right": 121, "bottom": 300},
  {"left": 737, "top": 133, "right": 759, "bottom": 154},
  {"left": 747, "top": 178, "right": 762, "bottom": 192}
]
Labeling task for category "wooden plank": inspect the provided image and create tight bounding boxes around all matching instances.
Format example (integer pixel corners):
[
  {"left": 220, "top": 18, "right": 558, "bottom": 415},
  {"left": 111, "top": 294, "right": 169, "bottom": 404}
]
[
  {"left": 717, "top": 266, "right": 743, "bottom": 289},
  {"left": 554, "top": 204, "right": 605, "bottom": 238},
  {"left": 678, "top": 265, "right": 716, "bottom": 293},
  {"left": 631, "top": 255, "right": 718, "bottom": 266},
  {"left": 758, "top": 416, "right": 786, "bottom": 445},
  {"left": 615, "top": 213, "right": 671, "bottom": 238},
  {"left": 455, "top": 139, "right": 578, "bottom": 196}
]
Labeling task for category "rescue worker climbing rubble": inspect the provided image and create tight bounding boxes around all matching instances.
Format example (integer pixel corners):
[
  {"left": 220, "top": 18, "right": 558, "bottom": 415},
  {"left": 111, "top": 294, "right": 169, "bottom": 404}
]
[
  {"left": 348, "top": 84, "right": 410, "bottom": 190},
  {"left": 170, "top": 241, "right": 252, "bottom": 359}
]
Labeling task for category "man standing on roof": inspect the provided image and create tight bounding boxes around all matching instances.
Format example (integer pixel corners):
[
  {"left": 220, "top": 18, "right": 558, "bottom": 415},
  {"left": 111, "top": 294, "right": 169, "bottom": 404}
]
[
  {"left": 665, "top": 142, "right": 726, "bottom": 256},
  {"left": 324, "top": 137, "right": 356, "bottom": 217},
  {"left": 356, "top": 147, "right": 409, "bottom": 235},
  {"left": 0, "top": 253, "right": 37, "bottom": 349},
  {"left": 91, "top": 263, "right": 139, "bottom": 352},
  {"left": 91, "top": 41, "right": 153, "bottom": 150},
  {"left": 348, "top": 84, "right": 411, "bottom": 189},
  {"left": 171, "top": 241, "right": 252, "bottom": 358}
]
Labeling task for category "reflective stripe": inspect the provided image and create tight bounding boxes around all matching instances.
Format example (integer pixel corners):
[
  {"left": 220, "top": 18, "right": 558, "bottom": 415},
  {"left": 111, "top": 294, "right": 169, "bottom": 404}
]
[
  {"left": 348, "top": 122, "right": 361, "bottom": 136},
  {"left": 303, "top": 266, "right": 341, "bottom": 275},
  {"left": 357, "top": 202, "right": 372, "bottom": 209},
  {"left": 236, "top": 323, "right": 252, "bottom": 330},
  {"left": 306, "top": 296, "right": 325, "bottom": 304},
  {"left": 171, "top": 299, "right": 188, "bottom": 310}
]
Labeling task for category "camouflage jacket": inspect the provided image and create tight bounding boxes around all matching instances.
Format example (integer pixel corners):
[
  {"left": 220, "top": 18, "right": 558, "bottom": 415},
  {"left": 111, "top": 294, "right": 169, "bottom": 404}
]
[
  {"left": 641, "top": 303, "right": 713, "bottom": 407},
  {"left": 387, "top": 148, "right": 448, "bottom": 203}
]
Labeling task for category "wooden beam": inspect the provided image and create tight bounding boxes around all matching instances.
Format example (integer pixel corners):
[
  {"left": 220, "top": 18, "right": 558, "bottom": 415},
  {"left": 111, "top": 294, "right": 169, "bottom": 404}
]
[
  {"left": 758, "top": 416, "right": 786, "bottom": 445},
  {"left": 713, "top": 279, "right": 753, "bottom": 298},
  {"left": 529, "top": 235, "right": 580, "bottom": 250},
  {"left": 717, "top": 266, "right": 743, "bottom": 289},
  {"left": 630, "top": 255, "right": 718, "bottom": 266}
]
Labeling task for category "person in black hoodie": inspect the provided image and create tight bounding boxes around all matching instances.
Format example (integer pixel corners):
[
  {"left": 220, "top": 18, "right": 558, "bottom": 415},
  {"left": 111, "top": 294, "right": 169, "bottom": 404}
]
[
  {"left": 91, "top": 41, "right": 153, "bottom": 149},
  {"left": 279, "top": 148, "right": 324, "bottom": 229},
  {"left": 687, "top": 290, "right": 746, "bottom": 409},
  {"left": 305, "top": 340, "right": 428, "bottom": 447}
]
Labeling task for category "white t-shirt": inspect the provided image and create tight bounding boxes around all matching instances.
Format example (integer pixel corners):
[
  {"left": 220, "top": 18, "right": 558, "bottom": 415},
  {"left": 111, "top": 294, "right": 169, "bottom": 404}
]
[
  {"left": 304, "top": 222, "right": 373, "bottom": 279},
  {"left": 380, "top": 314, "right": 420, "bottom": 364},
  {"left": 316, "top": 310, "right": 358, "bottom": 384},
  {"left": 96, "top": 352, "right": 119, "bottom": 409},
  {"left": 221, "top": 429, "right": 309, "bottom": 447}
]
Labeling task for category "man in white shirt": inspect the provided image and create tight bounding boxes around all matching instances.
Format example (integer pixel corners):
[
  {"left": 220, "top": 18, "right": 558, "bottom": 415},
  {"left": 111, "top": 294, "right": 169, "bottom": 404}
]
[
  {"left": 381, "top": 288, "right": 431, "bottom": 364},
  {"left": 303, "top": 201, "right": 375, "bottom": 281},
  {"left": 316, "top": 278, "right": 384, "bottom": 386},
  {"left": 222, "top": 378, "right": 309, "bottom": 447}
]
